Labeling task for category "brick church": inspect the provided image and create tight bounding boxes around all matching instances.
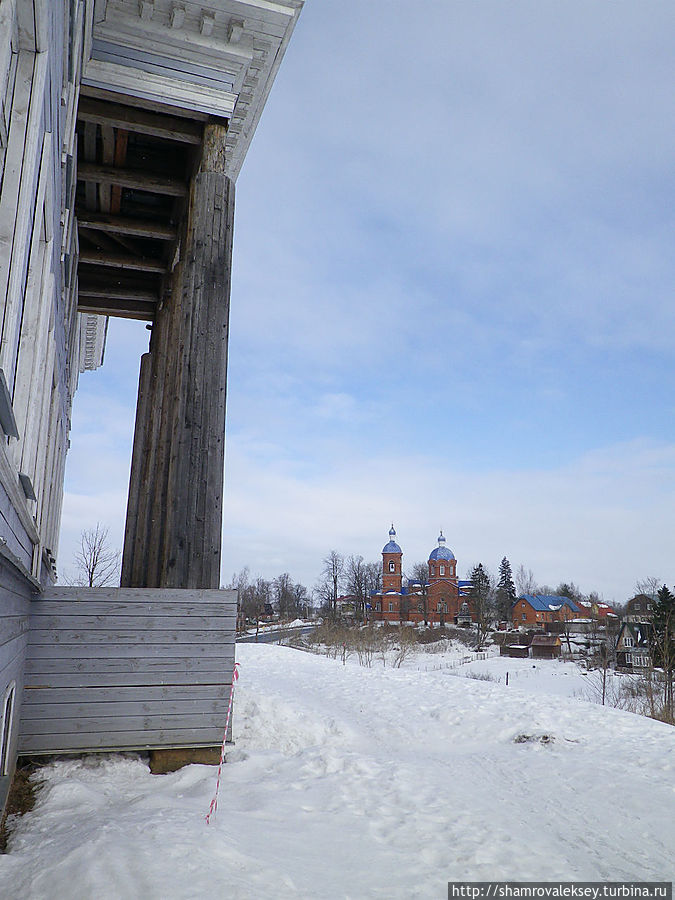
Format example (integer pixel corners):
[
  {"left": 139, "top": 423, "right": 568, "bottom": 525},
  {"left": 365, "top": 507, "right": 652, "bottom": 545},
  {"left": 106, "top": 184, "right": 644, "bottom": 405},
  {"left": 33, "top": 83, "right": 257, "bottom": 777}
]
[{"left": 370, "top": 526, "right": 471, "bottom": 625}]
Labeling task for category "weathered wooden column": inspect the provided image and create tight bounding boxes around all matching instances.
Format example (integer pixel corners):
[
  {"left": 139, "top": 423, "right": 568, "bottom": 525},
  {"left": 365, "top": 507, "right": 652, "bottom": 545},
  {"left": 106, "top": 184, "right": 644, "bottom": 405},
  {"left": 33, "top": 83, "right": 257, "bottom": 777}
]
[{"left": 121, "top": 123, "right": 234, "bottom": 589}]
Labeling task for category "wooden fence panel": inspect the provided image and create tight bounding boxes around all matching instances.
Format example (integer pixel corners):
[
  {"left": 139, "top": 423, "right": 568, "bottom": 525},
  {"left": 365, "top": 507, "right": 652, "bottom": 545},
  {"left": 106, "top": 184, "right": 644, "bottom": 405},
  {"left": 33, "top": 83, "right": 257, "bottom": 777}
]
[{"left": 18, "top": 587, "right": 236, "bottom": 755}]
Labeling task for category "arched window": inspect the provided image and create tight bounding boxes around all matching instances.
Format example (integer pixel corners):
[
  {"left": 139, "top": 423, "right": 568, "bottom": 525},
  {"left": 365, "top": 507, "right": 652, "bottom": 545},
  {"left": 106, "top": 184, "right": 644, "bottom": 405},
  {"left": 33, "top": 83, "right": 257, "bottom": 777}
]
[
  {"left": 389, "top": 561, "right": 395, "bottom": 572},
  {"left": 440, "top": 565, "right": 445, "bottom": 575},
  {"left": 430, "top": 565, "right": 435, "bottom": 576}
]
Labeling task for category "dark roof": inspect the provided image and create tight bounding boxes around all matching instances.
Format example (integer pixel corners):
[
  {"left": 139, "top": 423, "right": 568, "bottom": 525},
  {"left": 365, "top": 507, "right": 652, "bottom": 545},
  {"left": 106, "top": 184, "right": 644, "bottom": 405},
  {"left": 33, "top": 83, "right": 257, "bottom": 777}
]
[{"left": 621, "top": 622, "right": 654, "bottom": 647}]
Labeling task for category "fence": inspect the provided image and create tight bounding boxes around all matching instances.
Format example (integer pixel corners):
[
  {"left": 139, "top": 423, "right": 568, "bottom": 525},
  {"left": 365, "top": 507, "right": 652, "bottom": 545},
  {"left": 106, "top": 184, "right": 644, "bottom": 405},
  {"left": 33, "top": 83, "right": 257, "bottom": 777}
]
[{"left": 415, "top": 646, "right": 499, "bottom": 673}]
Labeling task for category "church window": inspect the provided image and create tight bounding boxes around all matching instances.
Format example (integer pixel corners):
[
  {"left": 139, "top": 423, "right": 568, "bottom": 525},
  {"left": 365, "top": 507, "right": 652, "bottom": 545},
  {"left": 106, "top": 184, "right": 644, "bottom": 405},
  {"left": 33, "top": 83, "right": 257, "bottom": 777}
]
[
  {"left": 389, "top": 561, "right": 395, "bottom": 572},
  {"left": 440, "top": 565, "right": 445, "bottom": 575},
  {"left": 388, "top": 602, "right": 394, "bottom": 612},
  {"left": 431, "top": 565, "right": 435, "bottom": 576},
  {"left": 375, "top": 602, "right": 381, "bottom": 612}
]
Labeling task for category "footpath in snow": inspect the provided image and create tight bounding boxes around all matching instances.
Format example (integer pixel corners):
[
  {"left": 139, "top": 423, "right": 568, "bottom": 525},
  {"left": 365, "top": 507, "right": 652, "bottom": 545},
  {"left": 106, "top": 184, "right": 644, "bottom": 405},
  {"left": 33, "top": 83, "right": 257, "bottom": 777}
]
[{"left": 0, "top": 643, "right": 673, "bottom": 900}]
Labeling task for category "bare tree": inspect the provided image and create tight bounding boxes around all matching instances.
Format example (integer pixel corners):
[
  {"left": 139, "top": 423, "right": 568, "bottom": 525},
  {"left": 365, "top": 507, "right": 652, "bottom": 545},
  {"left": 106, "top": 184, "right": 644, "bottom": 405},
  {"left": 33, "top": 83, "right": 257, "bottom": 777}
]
[
  {"left": 72, "top": 524, "right": 120, "bottom": 587},
  {"left": 515, "top": 565, "right": 538, "bottom": 597},
  {"left": 346, "top": 554, "right": 373, "bottom": 623},
  {"left": 408, "top": 562, "right": 429, "bottom": 626},
  {"left": 273, "top": 572, "right": 297, "bottom": 620},
  {"left": 634, "top": 577, "right": 661, "bottom": 600},
  {"left": 320, "top": 550, "right": 344, "bottom": 616}
]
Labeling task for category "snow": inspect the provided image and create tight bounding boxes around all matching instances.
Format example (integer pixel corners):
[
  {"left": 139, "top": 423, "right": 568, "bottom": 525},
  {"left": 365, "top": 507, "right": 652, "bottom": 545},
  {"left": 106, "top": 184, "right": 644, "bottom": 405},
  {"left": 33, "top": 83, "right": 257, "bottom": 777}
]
[{"left": 1, "top": 644, "right": 673, "bottom": 899}]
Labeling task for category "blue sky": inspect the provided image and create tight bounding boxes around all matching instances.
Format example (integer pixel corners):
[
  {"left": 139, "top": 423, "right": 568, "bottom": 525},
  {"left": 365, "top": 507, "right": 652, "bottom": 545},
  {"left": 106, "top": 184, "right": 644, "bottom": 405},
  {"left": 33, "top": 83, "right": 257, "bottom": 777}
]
[{"left": 61, "top": 1, "right": 675, "bottom": 602}]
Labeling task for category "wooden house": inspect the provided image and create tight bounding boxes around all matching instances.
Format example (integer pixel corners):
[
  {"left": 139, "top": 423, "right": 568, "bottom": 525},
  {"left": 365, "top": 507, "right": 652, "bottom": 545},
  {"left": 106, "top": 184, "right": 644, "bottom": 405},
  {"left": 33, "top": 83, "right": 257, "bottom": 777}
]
[
  {"left": 0, "top": 0, "right": 303, "bottom": 818},
  {"left": 615, "top": 622, "right": 653, "bottom": 672},
  {"left": 530, "top": 634, "right": 561, "bottom": 659},
  {"left": 624, "top": 594, "right": 655, "bottom": 622}
]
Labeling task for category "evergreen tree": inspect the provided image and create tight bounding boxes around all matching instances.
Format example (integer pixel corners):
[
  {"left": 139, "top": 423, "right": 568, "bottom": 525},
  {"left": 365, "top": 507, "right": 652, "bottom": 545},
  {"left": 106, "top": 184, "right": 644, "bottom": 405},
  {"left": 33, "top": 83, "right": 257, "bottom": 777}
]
[
  {"left": 467, "top": 563, "right": 492, "bottom": 649},
  {"left": 495, "top": 557, "right": 517, "bottom": 622},
  {"left": 652, "top": 585, "right": 675, "bottom": 721}
]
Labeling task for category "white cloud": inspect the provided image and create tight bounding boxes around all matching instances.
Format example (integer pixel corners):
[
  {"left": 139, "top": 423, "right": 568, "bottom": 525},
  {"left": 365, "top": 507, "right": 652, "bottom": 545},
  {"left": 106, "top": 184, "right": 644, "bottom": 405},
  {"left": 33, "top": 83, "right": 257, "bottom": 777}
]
[{"left": 220, "top": 437, "right": 675, "bottom": 603}]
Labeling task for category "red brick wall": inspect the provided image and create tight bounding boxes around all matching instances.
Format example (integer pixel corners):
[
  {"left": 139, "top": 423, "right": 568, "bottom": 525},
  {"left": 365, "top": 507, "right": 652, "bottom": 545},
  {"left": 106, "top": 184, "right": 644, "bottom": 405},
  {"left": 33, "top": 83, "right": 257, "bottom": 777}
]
[{"left": 382, "top": 552, "right": 402, "bottom": 592}]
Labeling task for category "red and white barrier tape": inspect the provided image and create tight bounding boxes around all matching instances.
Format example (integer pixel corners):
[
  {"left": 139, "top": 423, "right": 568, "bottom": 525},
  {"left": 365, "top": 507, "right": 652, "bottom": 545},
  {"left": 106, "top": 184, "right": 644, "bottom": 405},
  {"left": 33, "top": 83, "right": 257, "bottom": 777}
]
[{"left": 205, "top": 661, "right": 240, "bottom": 824}]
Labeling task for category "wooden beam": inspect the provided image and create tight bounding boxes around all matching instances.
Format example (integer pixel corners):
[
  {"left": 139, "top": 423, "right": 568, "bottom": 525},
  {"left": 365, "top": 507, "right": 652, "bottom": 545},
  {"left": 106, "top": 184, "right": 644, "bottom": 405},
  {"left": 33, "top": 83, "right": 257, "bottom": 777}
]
[
  {"left": 83, "top": 122, "right": 97, "bottom": 210},
  {"left": 77, "top": 213, "right": 176, "bottom": 240},
  {"left": 77, "top": 97, "right": 203, "bottom": 144},
  {"left": 78, "top": 298, "right": 155, "bottom": 321},
  {"left": 111, "top": 129, "right": 129, "bottom": 214},
  {"left": 79, "top": 251, "right": 166, "bottom": 273},
  {"left": 122, "top": 123, "right": 234, "bottom": 590},
  {"left": 78, "top": 287, "right": 158, "bottom": 303},
  {"left": 78, "top": 162, "right": 187, "bottom": 197}
]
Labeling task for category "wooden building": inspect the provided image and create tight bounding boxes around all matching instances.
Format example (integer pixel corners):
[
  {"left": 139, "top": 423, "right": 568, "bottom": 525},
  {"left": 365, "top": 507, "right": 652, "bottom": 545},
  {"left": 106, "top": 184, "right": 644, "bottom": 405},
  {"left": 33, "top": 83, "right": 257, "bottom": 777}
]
[
  {"left": 624, "top": 593, "right": 655, "bottom": 622},
  {"left": 0, "top": 0, "right": 303, "bottom": 817},
  {"left": 530, "top": 634, "right": 561, "bottom": 659},
  {"left": 615, "top": 622, "right": 653, "bottom": 672}
]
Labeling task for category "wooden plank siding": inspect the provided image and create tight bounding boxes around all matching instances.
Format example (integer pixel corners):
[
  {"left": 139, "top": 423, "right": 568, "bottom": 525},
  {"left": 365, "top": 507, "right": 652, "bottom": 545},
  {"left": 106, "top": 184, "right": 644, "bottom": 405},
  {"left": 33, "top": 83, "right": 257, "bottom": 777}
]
[
  {"left": 0, "top": 555, "right": 34, "bottom": 816},
  {"left": 18, "top": 587, "right": 237, "bottom": 756}
]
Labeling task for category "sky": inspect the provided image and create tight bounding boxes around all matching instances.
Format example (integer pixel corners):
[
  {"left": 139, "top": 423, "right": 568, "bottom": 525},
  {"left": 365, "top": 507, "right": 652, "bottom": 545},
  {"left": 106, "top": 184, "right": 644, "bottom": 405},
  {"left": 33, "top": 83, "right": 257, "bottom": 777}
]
[{"left": 60, "top": 1, "right": 675, "bottom": 603}]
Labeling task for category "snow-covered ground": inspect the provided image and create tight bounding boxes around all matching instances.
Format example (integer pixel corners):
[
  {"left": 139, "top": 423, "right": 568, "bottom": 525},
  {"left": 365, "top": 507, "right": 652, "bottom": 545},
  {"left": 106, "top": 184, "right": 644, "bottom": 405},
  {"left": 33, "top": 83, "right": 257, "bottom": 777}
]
[{"left": 1, "top": 644, "right": 673, "bottom": 899}]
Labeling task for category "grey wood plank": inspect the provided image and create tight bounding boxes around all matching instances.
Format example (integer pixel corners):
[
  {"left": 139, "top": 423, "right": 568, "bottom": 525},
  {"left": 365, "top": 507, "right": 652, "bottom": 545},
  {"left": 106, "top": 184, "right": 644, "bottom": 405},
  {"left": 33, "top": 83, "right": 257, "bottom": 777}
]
[
  {"left": 18, "top": 729, "right": 224, "bottom": 754},
  {"left": 21, "top": 711, "right": 229, "bottom": 735},
  {"left": 77, "top": 97, "right": 202, "bottom": 144},
  {"left": 28, "top": 628, "right": 234, "bottom": 645},
  {"left": 0, "top": 592, "right": 32, "bottom": 615},
  {"left": 21, "top": 683, "right": 232, "bottom": 705},
  {"left": 0, "top": 615, "right": 31, "bottom": 647},
  {"left": 24, "top": 654, "right": 234, "bottom": 676},
  {"left": 42, "top": 586, "right": 235, "bottom": 600},
  {"left": 27, "top": 614, "right": 235, "bottom": 629},
  {"left": 21, "top": 697, "right": 230, "bottom": 720},
  {"left": 23, "top": 669, "right": 234, "bottom": 689},
  {"left": 0, "top": 633, "right": 28, "bottom": 674},
  {"left": 26, "top": 643, "right": 234, "bottom": 659}
]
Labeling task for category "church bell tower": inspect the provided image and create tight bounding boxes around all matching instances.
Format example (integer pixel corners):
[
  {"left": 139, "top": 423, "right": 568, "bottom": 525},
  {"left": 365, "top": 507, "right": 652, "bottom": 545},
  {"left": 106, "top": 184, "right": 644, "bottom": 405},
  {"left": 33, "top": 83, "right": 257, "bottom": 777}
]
[{"left": 382, "top": 525, "right": 403, "bottom": 592}]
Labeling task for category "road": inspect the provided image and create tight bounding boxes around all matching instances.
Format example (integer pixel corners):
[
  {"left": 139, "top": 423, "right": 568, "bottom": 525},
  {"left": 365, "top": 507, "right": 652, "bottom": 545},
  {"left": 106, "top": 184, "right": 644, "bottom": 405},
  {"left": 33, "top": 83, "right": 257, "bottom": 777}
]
[{"left": 236, "top": 625, "right": 317, "bottom": 644}]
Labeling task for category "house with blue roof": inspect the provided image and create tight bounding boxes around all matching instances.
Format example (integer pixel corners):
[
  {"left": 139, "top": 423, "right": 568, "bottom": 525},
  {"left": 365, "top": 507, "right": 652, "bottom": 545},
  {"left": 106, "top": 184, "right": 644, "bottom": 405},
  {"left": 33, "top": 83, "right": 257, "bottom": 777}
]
[{"left": 514, "top": 594, "right": 581, "bottom": 627}]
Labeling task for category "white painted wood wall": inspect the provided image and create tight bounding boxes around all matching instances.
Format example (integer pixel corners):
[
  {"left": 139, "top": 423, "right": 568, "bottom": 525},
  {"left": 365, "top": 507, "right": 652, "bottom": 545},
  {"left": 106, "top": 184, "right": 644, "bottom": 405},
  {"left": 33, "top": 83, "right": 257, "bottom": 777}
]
[{"left": 0, "top": 0, "right": 107, "bottom": 579}]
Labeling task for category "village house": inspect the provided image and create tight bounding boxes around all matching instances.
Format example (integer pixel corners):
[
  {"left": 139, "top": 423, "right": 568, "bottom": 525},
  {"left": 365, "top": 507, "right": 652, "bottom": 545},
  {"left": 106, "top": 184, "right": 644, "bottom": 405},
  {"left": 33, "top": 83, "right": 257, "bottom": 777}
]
[
  {"left": 575, "top": 599, "right": 619, "bottom": 621},
  {"left": 513, "top": 594, "right": 617, "bottom": 628},
  {"left": 615, "top": 622, "right": 654, "bottom": 672},
  {"left": 513, "top": 595, "right": 582, "bottom": 627},
  {"left": 624, "top": 593, "right": 656, "bottom": 622}
]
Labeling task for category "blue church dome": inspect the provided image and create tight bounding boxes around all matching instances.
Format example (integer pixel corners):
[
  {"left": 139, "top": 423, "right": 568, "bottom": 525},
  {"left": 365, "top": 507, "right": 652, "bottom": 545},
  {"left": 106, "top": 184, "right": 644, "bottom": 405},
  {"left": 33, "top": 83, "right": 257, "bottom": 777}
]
[
  {"left": 382, "top": 524, "right": 402, "bottom": 554},
  {"left": 428, "top": 531, "right": 455, "bottom": 561}
]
